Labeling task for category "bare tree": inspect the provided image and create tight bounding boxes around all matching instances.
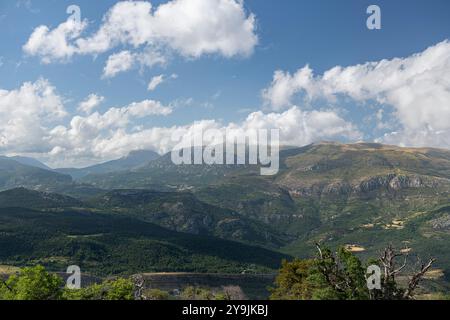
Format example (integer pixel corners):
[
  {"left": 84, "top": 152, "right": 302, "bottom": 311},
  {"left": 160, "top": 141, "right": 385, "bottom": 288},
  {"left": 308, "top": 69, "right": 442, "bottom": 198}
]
[
  {"left": 132, "top": 274, "right": 148, "bottom": 300},
  {"left": 403, "top": 257, "right": 436, "bottom": 299},
  {"left": 377, "top": 244, "right": 435, "bottom": 300},
  {"left": 314, "top": 243, "right": 436, "bottom": 300}
]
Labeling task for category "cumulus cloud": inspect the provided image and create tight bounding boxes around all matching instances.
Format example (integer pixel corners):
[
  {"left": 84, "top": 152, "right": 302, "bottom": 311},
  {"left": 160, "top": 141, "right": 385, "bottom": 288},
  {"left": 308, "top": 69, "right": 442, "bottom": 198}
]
[
  {"left": 24, "top": 0, "right": 257, "bottom": 75},
  {"left": 77, "top": 94, "right": 105, "bottom": 114},
  {"left": 102, "top": 49, "right": 167, "bottom": 78},
  {"left": 23, "top": 19, "right": 87, "bottom": 64},
  {"left": 65, "top": 106, "right": 358, "bottom": 167},
  {"left": 0, "top": 79, "right": 66, "bottom": 153},
  {"left": 74, "top": 106, "right": 359, "bottom": 165},
  {"left": 0, "top": 78, "right": 178, "bottom": 166},
  {"left": 0, "top": 78, "right": 359, "bottom": 167},
  {"left": 236, "top": 107, "right": 361, "bottom": 146},
  {"left": 102, "top": 51, "right": 135, "bottom": 78},
  {"left": 262, "top": 40, "right": 450, "bottom": 148}
]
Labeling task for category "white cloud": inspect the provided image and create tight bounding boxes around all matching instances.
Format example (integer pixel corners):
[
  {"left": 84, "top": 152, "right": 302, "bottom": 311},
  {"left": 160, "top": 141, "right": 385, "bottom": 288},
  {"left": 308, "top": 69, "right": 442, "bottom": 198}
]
[
  {"left": 24, "top": 0, "right": 257, "bottom": 74},
  {"left": 77, "top": 94, "right": 105, "bottom": 114},
  {"left": 65, "top": 106, "right": 359, "bottom": 167},
  {"left": 0, "top": 78, "right": 179, "bottom": 166},
  {"left": 262, "top": 67, "right": 316, "bottom": 110},
  {"left": 236, "top": 107, "right": 361, "bottom": 146},
  {"left": 147, "top": 73, "right": 177, "bottom": 91},
  {"left": 23, "top": 19, "right": 87, "bottom": 64},
  {"left": 102, "top": 51, "right": 135, "bottom": 78},
  {"left": 102, "top": 49, "right": 167, "bottom": 78},
  {"left": 262, "top": 40, "right": 450, "bottom": 148},
  {"left": 0, "top": 78, "right": 358, "bottom": 167},
  {"left": 0, "top": 79, "right": 66, "bottom": 153},
  {"left": 45, "top": 99, "right": 173, "bottom": 165},
  {"left": 126, "top": 100, "right": 173, "bottom": 117},
  {"left": 148, "top": 74, "right": 165, "bottom": 91}
]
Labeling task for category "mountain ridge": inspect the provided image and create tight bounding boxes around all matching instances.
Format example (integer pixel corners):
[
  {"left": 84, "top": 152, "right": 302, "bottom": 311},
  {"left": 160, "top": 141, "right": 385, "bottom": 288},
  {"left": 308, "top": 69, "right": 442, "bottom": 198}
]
[{"left": 56, "top": 149, "right": 160, "bottom": 179}]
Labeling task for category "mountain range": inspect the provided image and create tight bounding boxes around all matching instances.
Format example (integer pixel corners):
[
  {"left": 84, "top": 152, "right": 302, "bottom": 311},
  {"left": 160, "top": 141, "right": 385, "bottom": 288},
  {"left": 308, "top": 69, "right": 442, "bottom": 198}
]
[
  {"left": 55, "top": 150, "right": 160, "bottom": 179},
  {"left": 1, "top": 142, "right": 450, "bottom": 282}
]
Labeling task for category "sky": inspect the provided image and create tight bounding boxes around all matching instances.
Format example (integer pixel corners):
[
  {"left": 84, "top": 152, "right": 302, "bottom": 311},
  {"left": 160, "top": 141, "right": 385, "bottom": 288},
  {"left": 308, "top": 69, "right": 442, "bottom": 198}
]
[{"left": 0, "top": 0, "right": 449, "bottom": 168}]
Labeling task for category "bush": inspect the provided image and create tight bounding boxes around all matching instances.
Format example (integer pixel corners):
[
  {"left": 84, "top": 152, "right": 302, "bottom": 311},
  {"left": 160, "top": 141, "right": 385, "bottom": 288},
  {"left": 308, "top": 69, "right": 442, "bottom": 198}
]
[
  {"left": 0, "top": 265, "right": 63, "bottom": 300},
  {"left": 63, "top": 278, "right": 134, "bottom": 300},
  {"left": 0, "top": 265, "right": 134, "bottom": 301},
  {"left": 146, "top": 289, "right": 171, "bottom": 300}
]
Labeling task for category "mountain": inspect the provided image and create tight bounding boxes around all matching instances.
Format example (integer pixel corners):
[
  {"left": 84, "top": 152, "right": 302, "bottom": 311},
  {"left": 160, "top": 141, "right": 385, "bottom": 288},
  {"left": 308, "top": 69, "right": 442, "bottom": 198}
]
[
  {"left": 57, "top": 150, "right": 160, "bottom": 179},
  {"left": 88, "top": 189, "right": 288, "bottom": 248},
  {"left": 275, "top": 142, "right": 450, "bottom": 195},
  {"left": 0, "top": 206, "right": 289, "bottom": 276},
  {"left": 80, "top": 147, "right": 260, "bottom": 190},
  {"left": 2, "top": 141, "right": 450, "bottom": 281},
  {"left": 0, "top": 157, "right": 72, "bottom": 192},
  {"left": 78, "top": 142, "right": 450, "bottom": 266},
  {"left": 0, "top": 188, "right": 83, "bottom": 209},
  {"left": 6, "top": 156, "right": 52, "bottom": 171}
]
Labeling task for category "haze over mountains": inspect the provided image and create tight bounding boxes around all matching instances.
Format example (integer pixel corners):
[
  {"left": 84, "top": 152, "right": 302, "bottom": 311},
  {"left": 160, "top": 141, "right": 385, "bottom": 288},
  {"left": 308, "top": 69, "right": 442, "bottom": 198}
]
[
  {"left": 55, "top": 150, "right": 160, "bottom": 179},
  {"left": 1, "top": 142, "right": 450, "bottom": 282}
]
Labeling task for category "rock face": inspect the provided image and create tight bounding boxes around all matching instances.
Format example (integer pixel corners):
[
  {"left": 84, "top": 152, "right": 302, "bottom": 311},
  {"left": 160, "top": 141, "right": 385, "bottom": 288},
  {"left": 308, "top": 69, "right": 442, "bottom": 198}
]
[
  {"left": 277, "top": 142, "right": 450, "bottom": 198},
  {"left": 286, "top": 174, "right": 434, "bottom": 198},
  {"left": 430, "top": 214, "right": 450, "bottom": 230},
  {"left": 357, "top": 174, "right": 429, "bottom": 193}
]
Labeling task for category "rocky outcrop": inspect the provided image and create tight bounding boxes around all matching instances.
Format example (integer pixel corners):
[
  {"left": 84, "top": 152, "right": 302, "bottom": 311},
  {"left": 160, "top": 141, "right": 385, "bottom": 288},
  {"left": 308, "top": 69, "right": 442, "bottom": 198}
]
[
  {"left": 430, "top": 214, "right": 450, "bottom": 230},
  {"left": 287, "top": 173, "right": 439, "bottom": 198}
]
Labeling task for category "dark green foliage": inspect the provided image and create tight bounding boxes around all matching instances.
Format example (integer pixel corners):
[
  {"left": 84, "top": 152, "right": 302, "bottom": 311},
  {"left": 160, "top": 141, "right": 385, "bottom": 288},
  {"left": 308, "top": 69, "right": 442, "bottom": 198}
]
[
  {"left": 63, "top": 278, "right": 134, "bottom": 300},
  {"left": 270, "top": 259, "right": 314, "bottom": 300},
  {"left": 270, "top": 247, "right": 369, "bottom": 300},
  {"left": 271, "top": 244, "right": 442, "bottom": 300},
  {"left": 145, "top": 288, "right": 171, "bottom": 300},
  {"left": 0, "top": 265, "right": 64, "bottom": 300},
  {"left": 88, "top": 189, "right": 287, "bottom": 248},
  {"left": 0, "top": 188, "right": 83, "bottom": 209},
  {"left": 310, "top": 247, "right": 369, "bottom": 300},
  {"left": 0, "top": 265, "right": 134, "bottom": 301},
  {"left": 0, "top": 207, "right": 288, "bottom": 276}
]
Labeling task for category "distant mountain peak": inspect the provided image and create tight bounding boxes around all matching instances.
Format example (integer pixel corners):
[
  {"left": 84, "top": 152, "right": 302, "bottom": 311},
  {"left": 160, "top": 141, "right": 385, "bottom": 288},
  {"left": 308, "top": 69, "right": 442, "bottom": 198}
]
[
  {"left": 56, "top": 149, "right": 161, "bottom": 180},
  {"left": 127, "top": 149, "right": 159, "bottom": 158},
  {"left": 0, "top": 155, "right": 52, "bottom": 170}
]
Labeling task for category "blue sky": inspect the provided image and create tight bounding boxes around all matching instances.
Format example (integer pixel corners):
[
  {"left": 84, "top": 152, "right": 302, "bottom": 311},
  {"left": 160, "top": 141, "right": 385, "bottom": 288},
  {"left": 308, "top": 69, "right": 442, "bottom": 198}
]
[{"left": 0, "top": 0, "right": 449, "bottom": 167}]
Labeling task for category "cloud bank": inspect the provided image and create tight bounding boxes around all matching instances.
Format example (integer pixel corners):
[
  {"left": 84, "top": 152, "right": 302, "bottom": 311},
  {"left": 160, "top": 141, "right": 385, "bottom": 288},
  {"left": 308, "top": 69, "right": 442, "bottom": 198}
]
[
  {"left": 262, "top": 40, "right": 450, "bottom": 148},
  {"left": 0, "top": 78, "right": 358, "bottom": 167}
]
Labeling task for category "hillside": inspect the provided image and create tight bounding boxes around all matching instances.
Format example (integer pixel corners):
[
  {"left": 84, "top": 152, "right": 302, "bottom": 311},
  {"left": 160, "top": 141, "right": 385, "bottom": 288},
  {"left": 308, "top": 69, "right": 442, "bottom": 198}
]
[
  {"left": 2, "top": 142, "right": 450, "bottom": 282},
  {"left": 6, "top": 156, "right": 52, "bottom": 171},
  {"left": 88, "top": 189, "right": 288, "bottom": 248},
  {"left": 57, "top": 150, "right": 160, "bottom": 179},
  {"left": 0, "top": 188, "right": 83, "bottom": 209},
  {"left": 0, "top": 207, "right": 289, "bottom": 276},
  {"left": 0, "top": 157, "right": 72, "bottom": 192},
  {"left": 80, "top": 142, "right": 450, "bottom": 237},
  {"left": 276, "top": 142, "right": 450, "bottom": 195},
  {"left": 80, "top": 146, "right": 260, "bottom": 189}
]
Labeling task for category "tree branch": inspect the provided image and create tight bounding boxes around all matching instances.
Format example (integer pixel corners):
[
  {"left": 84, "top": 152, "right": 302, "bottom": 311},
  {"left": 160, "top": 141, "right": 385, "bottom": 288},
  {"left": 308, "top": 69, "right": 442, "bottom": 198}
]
[{"left": 403, "top": 258, "right": 436, "bottom": 299}]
